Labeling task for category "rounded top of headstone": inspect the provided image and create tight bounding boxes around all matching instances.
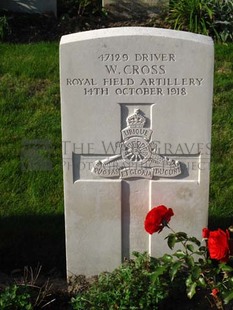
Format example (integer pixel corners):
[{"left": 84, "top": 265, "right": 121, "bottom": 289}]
[{"left": 60, "top": 27, "right": 214, "bottom": 46}]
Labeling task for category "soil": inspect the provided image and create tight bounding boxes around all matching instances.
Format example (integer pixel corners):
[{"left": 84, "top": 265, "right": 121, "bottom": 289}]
[{"left": 2, "top": 11, "right": 169, "bottom": 44}]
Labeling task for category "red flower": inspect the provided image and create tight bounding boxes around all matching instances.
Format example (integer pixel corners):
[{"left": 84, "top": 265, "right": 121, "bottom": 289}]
[
  {"left": 202, "top": 227, "right": 210, "bottom": 239},
  {"left": 211, "top": 288, "right": 219, "bottom": 298},
  {"left": 206, "top": 229, "right": 230, "bottom": 262},
  {"left": 144, "top": 205, "right": 174, "bottom": 234}
]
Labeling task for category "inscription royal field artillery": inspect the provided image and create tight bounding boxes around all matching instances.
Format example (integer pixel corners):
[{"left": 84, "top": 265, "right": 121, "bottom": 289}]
[{"left": 92, "top": 109, "right": 182, "bottom": 179}]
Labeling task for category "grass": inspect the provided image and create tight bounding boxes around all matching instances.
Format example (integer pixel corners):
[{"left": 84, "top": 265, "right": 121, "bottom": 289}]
[
  {"left": 0, "top": 42, "right": 232, "bottom": 273},
  {"left": 0, "top": 43, "right": 65, "bottom": 273},
  {"left": 209, "top": 43, "right": 233, "bottom": 228},
  {"left": 0, "top": 43, "right": 62, "bottom": 216}
]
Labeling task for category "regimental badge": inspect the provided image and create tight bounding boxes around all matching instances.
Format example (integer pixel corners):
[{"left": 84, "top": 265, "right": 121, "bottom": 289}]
[{"left": 91, "top": 109, "right": 182, "bottom": 179}]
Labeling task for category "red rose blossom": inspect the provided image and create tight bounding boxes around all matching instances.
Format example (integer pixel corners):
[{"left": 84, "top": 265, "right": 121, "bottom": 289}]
[
  {"left": 144, "top": 205, "right": 174, "bottom": 234},
  {"left": 202, "top": 227, "right": 210, "bottom": 239},
  {"left": 206, "top": 229, "right": 230, "bottom": 262},
  {"left": 211, "top": 288, "right": 219, "bottom": 297}
]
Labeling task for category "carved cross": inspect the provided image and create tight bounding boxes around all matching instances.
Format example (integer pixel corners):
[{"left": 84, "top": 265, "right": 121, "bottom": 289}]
[{"left": 72, "top": 104, "right": 199, "bottom": 264}]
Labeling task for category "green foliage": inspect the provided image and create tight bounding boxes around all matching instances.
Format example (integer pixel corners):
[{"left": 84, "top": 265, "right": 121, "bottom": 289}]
[
  {"left": 71, "top": 252, "right": 169, "bottom": 309},
  {"left": 72, "top": 232, "right": 233, "bottom": 309},
  {"left": 213, "top": 0, "right": 233, "bottom": 42},
  {"left": 167, "top": 0, "right": 233, "bottom": 42},
  {"left": 167, "top": 0, "right": 215, "bottom": 35},
  {"left": 168, "top": 232, "right": 233, "bottom": 308},
  {"left": 0, "top": 285, "right": 32, "bottom": 310},
  {"left": 0, "top": 266, "right": 55, "bottom": 310}
]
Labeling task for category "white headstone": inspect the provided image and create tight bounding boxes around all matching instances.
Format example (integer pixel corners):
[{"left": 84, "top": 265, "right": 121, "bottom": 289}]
[{"left": 60, "top": 27, "right": 214, "bottom": 277}]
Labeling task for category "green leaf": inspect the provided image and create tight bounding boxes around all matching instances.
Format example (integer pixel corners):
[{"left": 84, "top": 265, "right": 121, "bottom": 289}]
[
  {"left": 188, "top": 237, "right": 201, "bottom": 246},
  {"left": 191, "top": 266, "right": 201, "bottom": 280},
  {"left": 187, "top": 282, "right": 197, "bottom": 299},
  {"left": 162, "top": 254, "right": 173, "bottom": 263},
  {"left": 174, "top": 250, "right": 186, "bottom": 259},
  {"left": 167, "top": 234, "right": 176, "bottom": 250},
  {"left": 185, "top": 256, "right": 195, "bottom": 267},
  {"left": 132, "top": 251, "right": 140, "bottom": 257},
  {"left": 176, "top": 232, "right": 188, "bottom": 240},
  {"left": 187, "top": 244, "right": 194, "bottom": 252},
  {"left": 219, "top": 263, "right": 233, "bottom": 272},
  {"left": 198, "top": 258, "right": 205, "bottom": 265},
  {"left": 224, "top": 291, "right": 233, "bottom": 304},
  {"left": 186, "top": 275, "right": 192, "bottom": 287},
  {"left": 170, "top": 261, "right": 183, "bottom": 281},
  {"left": 151, "top": 265, "right": 167, "bottom": 282},
  {"left": 198, "top": 276, "right": 206, "bottom": 287}
]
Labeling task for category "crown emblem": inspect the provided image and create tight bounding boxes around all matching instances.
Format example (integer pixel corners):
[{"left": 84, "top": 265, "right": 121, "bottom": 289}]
[{"left": 127, "top": 109, "right": 146, "bottom": 128}]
